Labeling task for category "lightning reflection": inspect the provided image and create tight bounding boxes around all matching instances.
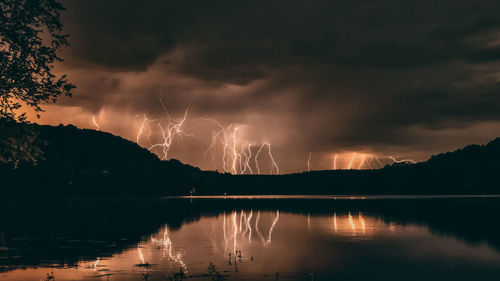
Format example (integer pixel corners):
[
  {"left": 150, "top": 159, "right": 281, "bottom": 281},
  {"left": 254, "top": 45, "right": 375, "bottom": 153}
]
[
  {"left": 150, "top": 226, "right": 188, "bottom": 273},
  {"left": 72, "top": 210, "right": 404, "bottom": 278}
]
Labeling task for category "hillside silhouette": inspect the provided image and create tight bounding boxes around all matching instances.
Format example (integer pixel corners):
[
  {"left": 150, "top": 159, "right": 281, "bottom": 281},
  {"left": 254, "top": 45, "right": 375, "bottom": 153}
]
[
  {"left": 1, "top": 123, "right": 202, "bottom": 196},
  {"left": 2, "top": 123, "right": 500, "bottom": 196}
]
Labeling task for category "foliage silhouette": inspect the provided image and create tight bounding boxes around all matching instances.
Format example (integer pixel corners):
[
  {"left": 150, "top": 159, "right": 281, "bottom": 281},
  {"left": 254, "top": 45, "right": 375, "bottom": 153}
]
[
  {"left": 0, "top": 0, "right": 74, "bottom": 121},
  {"left": 2, "top": 122, "right": 500, "bottom": 196},
  {"left": 0, "top": 0, "right": 74, "bottom": 167},
  {"left": 0, "top": 118, "right": 43, "bottom": 168}
]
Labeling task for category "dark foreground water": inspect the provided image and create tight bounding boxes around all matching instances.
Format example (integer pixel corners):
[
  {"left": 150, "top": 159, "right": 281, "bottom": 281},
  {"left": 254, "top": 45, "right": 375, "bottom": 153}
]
[{"left": 1, "top": 196, "right": 500, "bottom": 280}]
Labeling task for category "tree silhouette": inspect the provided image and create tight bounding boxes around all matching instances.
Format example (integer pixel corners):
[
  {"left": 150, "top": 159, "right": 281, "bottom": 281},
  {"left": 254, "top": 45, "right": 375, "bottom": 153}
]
[
  {"left": 0, "top": 0, "right": 74, "bottom": 121},
  {"left": 0, "top": 118, "right": 42, "bottom": 168},
  {"left": 0, "top": 0, "right": 74, "bottom": 167}
]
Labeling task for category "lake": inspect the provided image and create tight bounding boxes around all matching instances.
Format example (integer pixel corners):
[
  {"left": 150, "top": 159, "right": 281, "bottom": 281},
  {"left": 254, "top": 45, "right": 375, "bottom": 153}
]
[{"left": 1, "top": 196, "right": 500, "bottom": 280}]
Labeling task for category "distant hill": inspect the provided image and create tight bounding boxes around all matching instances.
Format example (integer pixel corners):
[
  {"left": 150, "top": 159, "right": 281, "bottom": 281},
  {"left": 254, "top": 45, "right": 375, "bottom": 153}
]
[
  {"left": 1, "top": 123, "right": 202, "bottom": 196},
  {"left": 1, "top": 123, "right": 500, "bottom": 196},
  {"left": 205, "top": 139, "right": 500, "bottom": 195},
  {"left": 204, "top": 138, "right": 500, "bottom": 195}
]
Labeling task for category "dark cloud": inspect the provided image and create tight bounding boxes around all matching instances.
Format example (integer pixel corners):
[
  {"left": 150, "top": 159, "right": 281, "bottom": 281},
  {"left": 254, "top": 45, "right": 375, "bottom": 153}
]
[
  {"left": 62, "top": 0, "right": 500, "bottom": 69},
  {"left": 41, "top": 0, "right": 500, "bottom": 172}
]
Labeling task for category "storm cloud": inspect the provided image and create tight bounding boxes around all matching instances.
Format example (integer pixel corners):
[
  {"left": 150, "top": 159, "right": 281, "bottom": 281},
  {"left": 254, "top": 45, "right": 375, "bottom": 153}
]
[{"left": 37, "top": 0, "right": 500, "bottom": 172}]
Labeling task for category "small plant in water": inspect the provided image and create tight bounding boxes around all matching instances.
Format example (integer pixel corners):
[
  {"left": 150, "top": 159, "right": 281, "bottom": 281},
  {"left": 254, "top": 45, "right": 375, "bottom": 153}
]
[
  {"left": 208, "top": 263, "right": 225, "bottom": 281},
  {"left": 44, "top": 271, "right": 55, "bottom": 281},
  {"left": 141, "top": 272, "right": 151, "bottom": 281},
  {"left": 167, "top": 267, "right": 187, "bottom": 281}
]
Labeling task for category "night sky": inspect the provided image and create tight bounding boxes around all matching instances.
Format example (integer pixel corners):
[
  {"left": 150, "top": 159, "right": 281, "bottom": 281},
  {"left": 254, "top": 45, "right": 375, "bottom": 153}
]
[{"left": 33, "top": 0, "right": 500, "bottom": 173}]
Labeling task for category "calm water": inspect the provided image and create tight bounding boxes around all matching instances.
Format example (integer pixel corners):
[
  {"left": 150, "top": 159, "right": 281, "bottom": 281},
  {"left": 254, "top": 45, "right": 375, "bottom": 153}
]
[{"left": 2, "top": 197, "right": 500, "bottom": 280}]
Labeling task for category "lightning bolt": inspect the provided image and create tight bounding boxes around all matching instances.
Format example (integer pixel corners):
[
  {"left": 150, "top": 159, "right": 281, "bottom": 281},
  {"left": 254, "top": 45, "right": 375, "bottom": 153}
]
[
  {"left": 330, "top": 152, "right": 415, "bottom": 170},
  {"left": 307, "top": 152, "right": 312, "bottom": 172},
  {"left": 374, "top": 156, "right": 385, "bottom": 167},
  {"left": 388, "top": 156, "right": 416, "bottom": 164},
  {"left": 255, "top": 144, "right": 265, "bottom": 174},
  {"left": 347, "top": 152, "right": 357, "bottom": 170},
  {"left": 136, "top": 114, "right": 158, "bottom": 145},
  {"left": 240, "top": 144, "right": 254, "bottom": 174},
  {"left": 231, "top": 128, "right": 239, "bottom": 174},
  {"left": 200, "top": 119, "right": 279, "bottom": 174},
  {"left": 148, "top": 107, "right": 191, "bottom": 160},
  {"left": 265, "top": 142, "right": 280, "bottom": 175},
  {"left": 357, "top": 153, "right": 366, "bottom": 169},
  {"left": 132, "top": 100, "right": 286, "bottom": 174},
  {"left": 99, "top": 100, "right": 422, "bottom": 173},
  {"left": 255, "top": 142, "right": 279, "bottom": 175},
  {"left": 92, "top": 115, "right": 100, "bottom": 131}
]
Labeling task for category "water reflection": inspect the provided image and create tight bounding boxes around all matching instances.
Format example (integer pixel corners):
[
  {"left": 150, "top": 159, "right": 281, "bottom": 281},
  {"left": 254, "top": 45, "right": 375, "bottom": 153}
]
[
  {"left": 149, "top": 226, "right": 187, "bottom": 272},
  {"left": 2, "top": 197, "right": 500, "bottom": 280}
]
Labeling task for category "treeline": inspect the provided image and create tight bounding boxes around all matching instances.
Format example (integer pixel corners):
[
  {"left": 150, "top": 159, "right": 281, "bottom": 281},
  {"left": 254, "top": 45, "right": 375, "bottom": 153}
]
[
  {"left": 203, "top": 139, "right": 500, "bottom": 195},
  {"left": 1, "top": 122, "right": 500, "bottom": 196},
  {"left": 1, "top": 123, "right": 202, "bottom": 196}
]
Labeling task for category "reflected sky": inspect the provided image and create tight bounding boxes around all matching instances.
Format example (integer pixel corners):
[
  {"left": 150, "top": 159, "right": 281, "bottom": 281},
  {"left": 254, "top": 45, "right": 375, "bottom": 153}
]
[{"left": 3, "top": 209, "right": 500, "bottom": 281}]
